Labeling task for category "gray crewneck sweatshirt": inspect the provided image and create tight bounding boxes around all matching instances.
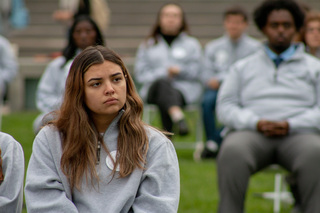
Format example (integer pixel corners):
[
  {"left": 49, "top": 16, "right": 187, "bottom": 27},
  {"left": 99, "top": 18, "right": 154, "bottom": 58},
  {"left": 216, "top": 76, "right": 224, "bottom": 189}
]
[{"left": 25, "top": 112, "right": 180, "bottom": 212}]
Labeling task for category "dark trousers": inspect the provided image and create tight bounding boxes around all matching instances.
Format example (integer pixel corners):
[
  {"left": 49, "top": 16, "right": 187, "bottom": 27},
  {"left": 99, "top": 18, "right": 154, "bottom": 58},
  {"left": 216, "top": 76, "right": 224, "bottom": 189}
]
[
  {"left": 147, "top": 78, "right": 185, "bottom": 132},
  {"left": 201, "top": 88, "right": 222, "bottom": 144},
  {"left": 217, "top": 130, "right": 320, "bottom": 213}
]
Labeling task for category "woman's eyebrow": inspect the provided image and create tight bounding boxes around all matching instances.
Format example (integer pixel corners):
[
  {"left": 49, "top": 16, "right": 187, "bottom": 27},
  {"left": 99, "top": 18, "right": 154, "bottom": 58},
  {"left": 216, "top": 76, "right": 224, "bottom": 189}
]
[
  {"left": 87, "top": 72, "right": 122, "bottom": 82},
  {"left": 111, "top": 72, "right": 122, "bottom": 77},
  {"left": 87, "top": 77, "right": 102, "bottom": 82}
]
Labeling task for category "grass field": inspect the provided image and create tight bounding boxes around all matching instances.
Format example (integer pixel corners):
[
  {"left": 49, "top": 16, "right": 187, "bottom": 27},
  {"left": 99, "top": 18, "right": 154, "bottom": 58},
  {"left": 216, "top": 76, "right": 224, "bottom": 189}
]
[{"left": 2, "top": 111, "right": 294, "bottom": 213}]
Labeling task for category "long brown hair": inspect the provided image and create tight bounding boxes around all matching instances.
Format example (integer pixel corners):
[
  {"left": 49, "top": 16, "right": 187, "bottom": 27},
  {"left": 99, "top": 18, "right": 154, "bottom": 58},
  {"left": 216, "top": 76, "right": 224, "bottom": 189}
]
[
  {"left": 52, "top": 46, "right": 148, "bottom": 190},
  {"left": 147, "top": 3, "right": 190, "bottom": 44}
]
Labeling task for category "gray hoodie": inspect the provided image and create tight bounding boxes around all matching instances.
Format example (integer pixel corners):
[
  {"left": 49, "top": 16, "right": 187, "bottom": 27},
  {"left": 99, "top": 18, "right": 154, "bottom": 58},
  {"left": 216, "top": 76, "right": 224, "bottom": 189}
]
[
  {"left": 0, "top": 132, "right": 25, "bottom": 213},
  {"left": 25, "top": 112, "right": 180, "bottom": 213}
]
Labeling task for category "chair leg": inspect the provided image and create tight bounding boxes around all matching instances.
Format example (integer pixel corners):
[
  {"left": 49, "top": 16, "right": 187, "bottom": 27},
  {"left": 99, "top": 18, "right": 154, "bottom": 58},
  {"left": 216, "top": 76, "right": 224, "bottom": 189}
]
[
  {"left": 195, "top": 107, "right": 203, "bottom": 143},
  {"left": 274, "top": 173, "right": 282, "bottom": 213},
  {"left": 253, "top": 166, "right": 294, "bottom": 212}
]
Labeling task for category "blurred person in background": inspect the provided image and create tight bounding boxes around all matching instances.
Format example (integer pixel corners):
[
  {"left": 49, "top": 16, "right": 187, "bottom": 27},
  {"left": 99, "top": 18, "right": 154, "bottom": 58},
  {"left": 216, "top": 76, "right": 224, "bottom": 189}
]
[
  {"left": 33, "top": 15, "right": 104, "bottom": 134},
  {"left": 0, "top": 0, "right": 11, "bottom": 36},
  {"left": 299, "top": 11, "right": 320, "bottom": 58},
  {"left": 53, "top": 0, "right": 110, "bottom": 33},
  {"left": 134, "top": 3, "right": 203, "bottom": 136},
  {"left": 0, "top": 0, "right": 29, "bottom": 36},
  {"left": 0, "top": 34, "right": 18, "bottom": 112},
  {"left": 0, "top": 132, "right": 24, "bottom": 213},
  {"left": 195, "top": 5, "right": 261, "bottom": 160},
  {"left": 216, "top": 0, "right": 320, "bottom": 212}
]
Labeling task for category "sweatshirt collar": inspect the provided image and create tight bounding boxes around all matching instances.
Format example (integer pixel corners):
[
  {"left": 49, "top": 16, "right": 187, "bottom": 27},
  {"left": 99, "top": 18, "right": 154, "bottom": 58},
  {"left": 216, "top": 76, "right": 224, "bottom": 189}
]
[
  {"left": 225, "top": 33, "right": 247, "bottom": 45},
  {"left": 264, "top": 43, "right": 297, "bottom": 62},
  {"left": 106, "top": 109, "right": 124, "bottom": 131}
]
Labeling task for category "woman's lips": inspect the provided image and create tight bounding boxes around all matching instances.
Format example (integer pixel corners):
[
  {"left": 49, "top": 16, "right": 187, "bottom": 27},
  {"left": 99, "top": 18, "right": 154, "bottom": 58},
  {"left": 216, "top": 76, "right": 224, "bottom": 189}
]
[{"left": 104, "top": 98, "right": 118, "bottom": 104}]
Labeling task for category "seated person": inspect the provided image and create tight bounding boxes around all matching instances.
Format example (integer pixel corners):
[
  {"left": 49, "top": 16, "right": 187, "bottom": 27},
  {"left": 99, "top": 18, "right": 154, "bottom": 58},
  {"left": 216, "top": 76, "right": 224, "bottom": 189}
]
[
  {"left": 216, "top": 0, "right": 320, "bottom": 212},
  {"left": 0, "top": 35, "right": 18, "bottom": 108},
  {"left": 0, "top": 132, "right": 24, "bottom": 213},
  {"left": 134, "top": 3, "right": 203, "bottom": 135},
  {"left": 25, "top": 46, "right": 180, "bottom": 212},
  {"left": 299, "top": 10, "right": 320, "bottom": 58},
  {"left": 199, "top": 5, "right": 261, "bottom": 159}
]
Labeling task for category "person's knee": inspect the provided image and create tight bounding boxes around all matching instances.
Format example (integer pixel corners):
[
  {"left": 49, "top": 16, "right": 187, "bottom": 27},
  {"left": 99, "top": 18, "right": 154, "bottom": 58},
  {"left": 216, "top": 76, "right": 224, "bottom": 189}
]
[
  {"left": 218, "top": 137, "right": 249, "bottom": 168},
  {"left": 218, "top": 131, "right": 262, "bottom": 170},
  {"left": 295, "top": 141, "right": 320, "bottom": 172},
  {"left": 219, "top": 143, "right": 243, "bottom": 160},
  {"left": 201, "top": 98, "right": 215, "bottom": 110},
  {"left": 202, "top": 90, "right": 217, "bottom": 109}
]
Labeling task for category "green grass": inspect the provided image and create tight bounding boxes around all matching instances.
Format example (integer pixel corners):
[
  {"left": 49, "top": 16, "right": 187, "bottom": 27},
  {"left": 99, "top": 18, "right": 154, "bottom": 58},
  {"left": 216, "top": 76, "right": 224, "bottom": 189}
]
[{"left": 2, "top": 111, "right": 294, "bottom": 213}]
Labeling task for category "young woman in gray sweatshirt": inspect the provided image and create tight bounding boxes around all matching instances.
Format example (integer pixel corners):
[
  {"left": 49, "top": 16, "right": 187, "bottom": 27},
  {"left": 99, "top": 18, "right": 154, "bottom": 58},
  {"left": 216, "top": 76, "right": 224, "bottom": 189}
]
[{"left": 25, "top": 46, "right": 180, "bottom": 213}]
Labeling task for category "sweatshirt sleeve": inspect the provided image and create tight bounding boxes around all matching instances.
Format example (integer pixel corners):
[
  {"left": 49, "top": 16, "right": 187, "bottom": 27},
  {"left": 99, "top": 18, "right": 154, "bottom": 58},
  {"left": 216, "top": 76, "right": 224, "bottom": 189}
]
[
  {"left": 132, "top": 137, "right": 180, "bottom": 213},
  {"left": 217, "top": 65, "right": 260, "bottom": 130},
  {"left": 25, "top": 130, "right": 78, "bottom": 213},
  {"left": 0, "top": 134, "right": 24, "bottom": 213},
  {"left": 201, "top": 44, "right": 226, "bottom": 85},
  {"left": 134, "top": 42, "right": 168, "bottom": 85},
  {"left": 0, "top": 37, "right": 18, "bottom": 93},
  {"left": 177, "top": 38, "right": 203, "bottom": 81},
  {"left": 287, "top": 68, "right": 320, "bottom": 132},
  {"left": 36, "top": 58, "right": 65, "bottom": 113}
]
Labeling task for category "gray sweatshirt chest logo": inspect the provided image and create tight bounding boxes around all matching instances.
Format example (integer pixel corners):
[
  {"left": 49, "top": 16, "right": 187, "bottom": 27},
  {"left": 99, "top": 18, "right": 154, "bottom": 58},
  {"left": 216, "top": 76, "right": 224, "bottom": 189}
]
[{"left": 106, "top": 150, "right": 120, "bottom": 171}]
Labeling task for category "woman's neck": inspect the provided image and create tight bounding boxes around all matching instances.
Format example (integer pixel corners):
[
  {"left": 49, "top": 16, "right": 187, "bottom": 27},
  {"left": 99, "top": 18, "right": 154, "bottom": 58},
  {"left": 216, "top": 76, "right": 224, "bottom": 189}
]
[
  {"left": 308, "top": 46, "right": 320, "bottom": 56},
  {"left": 92, "top": 114, "right": 116, "bottom": 133},
  {"left": 160, "top": 32, "right": 179, "bottom": 46}
]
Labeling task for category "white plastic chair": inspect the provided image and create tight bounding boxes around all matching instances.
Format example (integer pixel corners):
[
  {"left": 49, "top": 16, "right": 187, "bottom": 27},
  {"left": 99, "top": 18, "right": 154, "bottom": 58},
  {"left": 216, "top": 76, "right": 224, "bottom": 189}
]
[{"left": 254, "top": 165, "right": 294, "bottom": 213}]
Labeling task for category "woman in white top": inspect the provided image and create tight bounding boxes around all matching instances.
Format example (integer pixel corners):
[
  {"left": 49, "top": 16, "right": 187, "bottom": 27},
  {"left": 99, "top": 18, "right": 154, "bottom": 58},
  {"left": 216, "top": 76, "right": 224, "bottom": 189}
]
[{"left": 134, "top": 3, "right": 203, "bottom": 135}]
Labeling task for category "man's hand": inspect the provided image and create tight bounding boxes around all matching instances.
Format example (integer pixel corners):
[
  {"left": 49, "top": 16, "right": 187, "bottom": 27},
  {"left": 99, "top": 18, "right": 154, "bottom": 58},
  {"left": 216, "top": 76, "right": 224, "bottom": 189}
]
[
  {"left": 168, "top": 66, "right": 180, "bottom": 78},
  {"left": 257, "top": 120, "right": 289, "bottom": 137},
  {"left": 207, "top": 78, "right": 220, "bottom": 90}
]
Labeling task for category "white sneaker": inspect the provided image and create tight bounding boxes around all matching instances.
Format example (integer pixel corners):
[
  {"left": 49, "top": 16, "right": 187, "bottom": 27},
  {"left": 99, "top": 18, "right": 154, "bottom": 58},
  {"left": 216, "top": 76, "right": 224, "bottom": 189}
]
[
  {"left": 206, "top": 140, "right": 218, "bottom": 152},
  {"left": 193, "top": 141, "right": 204, "bottom": 162}
]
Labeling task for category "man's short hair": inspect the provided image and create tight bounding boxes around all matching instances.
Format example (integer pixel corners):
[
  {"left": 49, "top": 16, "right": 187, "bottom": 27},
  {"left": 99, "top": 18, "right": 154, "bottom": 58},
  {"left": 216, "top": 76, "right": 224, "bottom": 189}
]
[
  {"left": 253, "top": 0, "right": 305, "bottom": 31},
  {"left": 224, "top": 6, "right": 248, "bottom": 22}
]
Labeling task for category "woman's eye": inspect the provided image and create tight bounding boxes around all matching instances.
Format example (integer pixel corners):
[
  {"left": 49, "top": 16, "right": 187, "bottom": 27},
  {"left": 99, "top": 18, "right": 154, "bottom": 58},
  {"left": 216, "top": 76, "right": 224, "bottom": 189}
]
[
  {"left": 92, "top": 82, "right": 101, "bottom": 87},
  {"left": 114, "top": 77, "right": 122, "bottom": 82}
]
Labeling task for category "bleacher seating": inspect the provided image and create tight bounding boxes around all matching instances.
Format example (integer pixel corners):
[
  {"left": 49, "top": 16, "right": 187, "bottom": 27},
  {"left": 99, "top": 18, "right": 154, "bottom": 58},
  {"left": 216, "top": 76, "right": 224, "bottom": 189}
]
[{"left": 6, "top": 0, "right": 320, "bottom": 111}]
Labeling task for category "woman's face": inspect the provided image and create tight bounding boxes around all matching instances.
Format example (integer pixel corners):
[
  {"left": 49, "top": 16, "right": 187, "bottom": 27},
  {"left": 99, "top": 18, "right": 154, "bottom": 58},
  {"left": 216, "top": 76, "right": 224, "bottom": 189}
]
[
  {"left": 84, "top": 60, "right": 127, "bottom": 127},
  {"left": 73, "top": 20, "right": 97, "bottom": 50},
  {"left": 305, "top": 20, "right": 320, "bottom": 49},
  {"left": 159, "top": 4, "right": 183, "bottom": 36}
]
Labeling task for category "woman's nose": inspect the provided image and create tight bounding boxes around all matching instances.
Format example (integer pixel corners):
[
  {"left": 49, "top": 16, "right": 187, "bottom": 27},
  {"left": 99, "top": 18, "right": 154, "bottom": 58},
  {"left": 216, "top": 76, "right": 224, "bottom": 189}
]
[{"left": 104, "top": 83, "right": 115, "bottom": 95}]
